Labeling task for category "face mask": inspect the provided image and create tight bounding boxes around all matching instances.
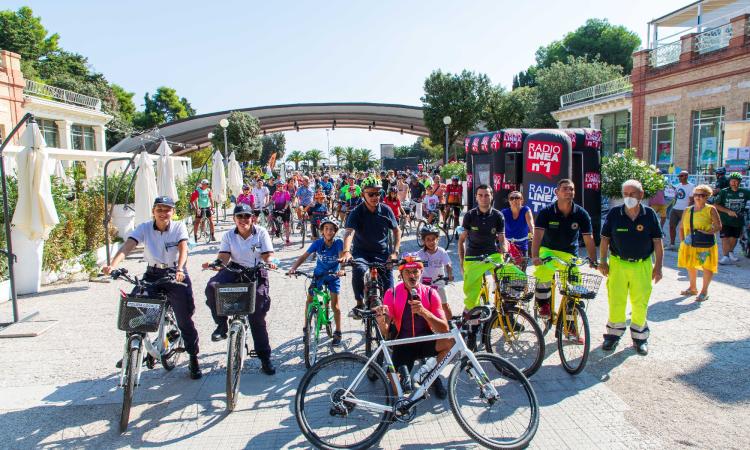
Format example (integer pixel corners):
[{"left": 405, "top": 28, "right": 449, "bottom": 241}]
[{"left": 623, "top": 197, "right": 639, "bottom": 209}]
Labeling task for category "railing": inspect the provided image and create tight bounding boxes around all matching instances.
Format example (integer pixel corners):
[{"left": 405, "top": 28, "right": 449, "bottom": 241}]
[
  {"left": 649, "top": 41, "right": 682, "bottom": 68},
  {"left": 695, "top": 23, "right": 733, "bottom": 54},
  {"left": 559, "top": 76, "right": 632, "bottom": 108},
  {"left": 23, "top": 79, "right": 102, "bottom": 110}
]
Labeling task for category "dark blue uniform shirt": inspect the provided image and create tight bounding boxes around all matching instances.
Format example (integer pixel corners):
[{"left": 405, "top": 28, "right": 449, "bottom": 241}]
[
  {"left": 535, "top": 202, "right": 592, "bottom": 255},
  {"left": 601, "top": 204, "right": 662, "bottom": 261},
  {"left": 346, "top": 202, "right": 398, "bottom": 260},
  {"left": 462, "top": 207, "right": 505, "bottom": 258}
]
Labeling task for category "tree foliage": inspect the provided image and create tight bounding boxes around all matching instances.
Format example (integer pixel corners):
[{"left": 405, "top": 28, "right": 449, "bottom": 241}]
[
  {"left": 330, "top": 146, "right": 345, "bottom": 168},
  {"left": 304, "top": 149, "right": 325, "bottom": 170},
  {"left": 210, "top": 111, "right": 262, "bottom": 163},
  {"left": 483, "top": 86, "right": 541, "bottom": 130},
  {"left": 287, "top": 150, "right": 305, "bottom": 170},
  {"left": 601, "top": 148, "right": 665, "bottom": 198},
  {"left": 134, "top": 87, "right": 196, "bottom": 129},
  {"left": 0, "top": 7, "right": 59, "bottom": 64},
  {"left": 260, "top": 132, "right": 286, "bottom": 166}
]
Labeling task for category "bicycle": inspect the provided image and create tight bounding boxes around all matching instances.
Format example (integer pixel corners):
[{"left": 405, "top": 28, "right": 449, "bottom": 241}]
[
  {"left": 415, "top": 205, "right": 457, "bottom": 249},
  {"left": 534, "top": 256, "right": 603, "bottom": 375},
  {"left": 473, "top": 255, "right": 545, "bottom": 378},
  {"left": 288, "top": 270, "right": 344, "bottom": 368},
  {"left": 196, "top": 209, "right": 212, "bottom": 243},
  {"left": 348, "top": 258, "right": 397, "bottom": 358},
  {"left": 207, "top": 259, "right": 271, "bottom": 411},
  {"left": 400, "top": 200, "right": 418, "bottom": 236},
  {"left": 110, "top": 268, "right": 185, "bottom": 432},
  {"left": 294, "top": 306, "right": 539, "bottom": 450},
  {"left": 739, "top": 205, "right": 750, "bottom": 258}
]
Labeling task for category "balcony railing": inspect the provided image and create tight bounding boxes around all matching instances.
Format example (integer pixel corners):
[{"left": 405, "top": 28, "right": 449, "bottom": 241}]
[
  {"left": 695, "top": 23, "right": 733, "bottom": 54},
  {"left": 23, "top": 79, "right": 102, "bottom": 110},
  {"left": 649, "top": 41, "right": 682, "bottom": 68},
  {"left": 559, "top": 76, "right": 632, "bottom": 108}
]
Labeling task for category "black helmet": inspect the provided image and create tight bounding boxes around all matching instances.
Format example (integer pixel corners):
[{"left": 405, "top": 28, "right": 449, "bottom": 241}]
[
  {"left": 318, "top": 216, "right": 339, "bottom": 231},
  {"left": 715, "top": 167, "right": 726, "bottom": 175},
  {"left": 420, "top": 224, "right": 440, "bottom": 238},
  {"left": 388, "top": 186, "right": 398, "bottom": 193}
]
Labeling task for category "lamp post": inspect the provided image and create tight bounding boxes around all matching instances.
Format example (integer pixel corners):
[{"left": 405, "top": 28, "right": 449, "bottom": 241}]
[
  {"left": 219, "top": 118, "right": 229, "bottom": 162},
  {"left": 442, "top": 116, "right": 451, "bottom": 165}
]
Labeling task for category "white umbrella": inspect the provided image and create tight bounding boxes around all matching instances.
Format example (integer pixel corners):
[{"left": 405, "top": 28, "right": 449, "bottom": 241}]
[
  {"left": 134, "top": 150, "right": 159, "bottom": 224},
  {"left": 52, "top": 158, "right": 72, "bottom": 185},
  {"left": 3, "top": 153, "right": 18, "bottom": 176},
  {"left": 11, "top": 122, "right": 59, "bottom": 240},
  {"left": 227, "top": 151, "right": 243, "bottom": 196},
  {"left": 155, "top": 140, "right": 178, "bottom": 201},
  {"left": 176, "top": 160, "right": 188, "bottom": 182},
  {"left": 211, "top": 151, "right": 227, "bottom": 205}
]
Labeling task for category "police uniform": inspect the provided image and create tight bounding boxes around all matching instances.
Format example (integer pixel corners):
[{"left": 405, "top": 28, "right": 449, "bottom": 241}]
[
  {"left": 205, "top": 222, "right": 274, "bottom": 361},
  {"left": 127, "top": 219, "right": 200, "bottom": 356},
  {"left": 601, "top": 204, "right": 662, "bottom": 344}
]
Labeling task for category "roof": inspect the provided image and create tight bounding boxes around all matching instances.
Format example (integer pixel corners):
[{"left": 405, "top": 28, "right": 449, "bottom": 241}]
[{"left": 650, "top": 0, "right": 750, "bottom": 28}]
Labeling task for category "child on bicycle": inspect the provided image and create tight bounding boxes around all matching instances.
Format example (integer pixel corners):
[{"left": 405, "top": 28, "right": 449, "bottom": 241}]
[
  {"left": 271, "top": 180, "right": 292, "bottom": 245},
  {"left": 305, "top": 190, "right": 329, "bottom": 239},
  {"left": 416, "top": 225, "right": 454, "bottom": 319},
  {"left": 423, "top": 185, "right": 440, "bottom": 224},
  {"left": 384, "top": 186, "right": 406, "bottom": 224},
  {"left": 287, "top": 217, "right": 345, "bottom": 346}
]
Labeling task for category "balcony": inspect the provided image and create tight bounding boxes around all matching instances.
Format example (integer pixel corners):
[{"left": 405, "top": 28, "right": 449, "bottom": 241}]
[
  {"left": 559, "top": 76, "right": 632, "bottom": 109},
  {"left": 694, "top": 23, "right": 734, "bottom": 53},
  {"left": 649, "top": 41, "right": 682, "bottom": 68},
  {"left": 23, "top": 79, "right": 102, "bottom": 110}
]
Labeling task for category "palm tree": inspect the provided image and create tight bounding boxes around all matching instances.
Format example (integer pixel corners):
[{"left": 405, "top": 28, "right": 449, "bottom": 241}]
[
  {"left": 287, "top": 150, "right": 305, "bottom": 171},
  {"left": 305, "top": 149, "right": 325, "bottom": 171},
  {"left": 354, "top": 148, "right": 377, "bottom": 171},
  {"left": 342, "top": 146, "right": 357, "bottom": 172},
  {"left": 330, "top": 146, "right": 345, "bottom": 168}
]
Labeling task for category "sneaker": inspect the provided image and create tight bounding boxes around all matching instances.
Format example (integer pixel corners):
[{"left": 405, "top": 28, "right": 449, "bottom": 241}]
[
  {"left": 565, "top": 323, "right": 584, "bottom": 344},
  {"left": 348, "top": 306, "right": 364, "bottom": 320},
  {"left": 432, "top": 376, "right": 447, "bottom": 400},
  {"left": 538, "top": 303, "right": 551, "bottom": 318},
  {"left": 332, "top": 331, "right": 342, "bottom": 346},
  {"left": 211, "top": 326, "right": 228, "bottom": 342},
  {"left": 728, "top": 252, "right": 739, "bottom": 262},
  {"left": 397, "top": 365, "right": 413, "bottom": 393},
  {"left": 260, "top": 358, "right": 276, "bottom": 375},
  {"left": 719, "top": 255, "right": 731, "bottom": 265},
  {"left": 188, "top": 355, "right": 202, "bottom": 380}
]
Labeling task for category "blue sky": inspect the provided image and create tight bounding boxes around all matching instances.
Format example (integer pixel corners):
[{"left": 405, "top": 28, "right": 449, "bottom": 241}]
[{"left": 11, "top": 0, "right": 688, "bottom": 158}]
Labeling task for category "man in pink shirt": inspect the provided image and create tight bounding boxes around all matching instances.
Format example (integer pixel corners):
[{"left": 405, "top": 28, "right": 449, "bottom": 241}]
[{"left": 373, "top": 256, "right": 451, "bottom": 398}]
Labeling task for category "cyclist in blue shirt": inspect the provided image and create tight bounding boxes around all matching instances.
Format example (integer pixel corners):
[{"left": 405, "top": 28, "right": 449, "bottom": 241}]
[
  {"left": 320, "top": 174, "right": 334, "bottom": 197},
  {"left": 288, "top": 217, "right": 345, "bottom": 345},
  {"left": 306, "top": 190, "right": 329, "bottom": 238},
  {"left": 296, "top": 176, "right": 315, "bottom": 224}
]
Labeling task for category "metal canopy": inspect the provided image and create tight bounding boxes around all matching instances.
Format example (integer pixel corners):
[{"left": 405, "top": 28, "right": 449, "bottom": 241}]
[
  {"left": 109, "top": 102, "right": 428, "bottom": 155},
  {"left": 650, "top": 0, "right": 749, "bottom": 27}
]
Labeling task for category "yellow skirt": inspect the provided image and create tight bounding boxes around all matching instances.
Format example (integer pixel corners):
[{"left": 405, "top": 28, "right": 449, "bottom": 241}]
[{"left": 677, "top": 242, "right": 718, "bottom": 273}]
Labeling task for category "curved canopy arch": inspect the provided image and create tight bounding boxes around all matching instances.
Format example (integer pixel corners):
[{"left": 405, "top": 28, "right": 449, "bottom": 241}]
[{"left": 110, "top": 102, "right": 427, "bottom": 154}]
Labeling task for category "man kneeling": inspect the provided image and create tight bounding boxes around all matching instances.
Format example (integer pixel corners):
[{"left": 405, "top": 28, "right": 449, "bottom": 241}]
[{"left": 373, "top": 256, "right": 451, "bottom": 399}]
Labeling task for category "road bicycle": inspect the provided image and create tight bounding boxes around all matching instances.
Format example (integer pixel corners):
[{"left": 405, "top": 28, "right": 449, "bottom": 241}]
[
  {"left": 473, "top": 255, "right": 545, "bottom": 378},
  {"left": 348, "top": 258, "right": 397, "bottom": 358},
  {"left": 196, "top": 208, "right": 212, "bottom": 243},
  {"left": 294, "top": 306, "right": 539, "bottom": 450},
  {"left": 254, "top": 206, "right": 270, "bottom": 228},
  {"left": 110, "top": 268, "right": 185, "bottom": 432},
  {"left": 415, "top": 204, "right": 457, "bottom": 249},
  {"left": 263, "top": 208, "right": 286, "bottom": 245},
  {"left": 399, "top": 200, "right": 418, "bottom": 236},
  {"left": 208, "top": 260, "right": 270, "bottom": 411},
  {"left": 288, "top": 270, "right": 343, "bottom": 368},
  {"left": 534, "top": 256, "right": 603, "bottom": 375}
]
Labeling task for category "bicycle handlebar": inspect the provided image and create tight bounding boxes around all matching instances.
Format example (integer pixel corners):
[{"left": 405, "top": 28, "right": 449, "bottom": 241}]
[
  {"left": 287, "top": 270, "right": 345, "bottom": 280},
  {"left": 539, "top": 255, "right": 598, "bottom": 269},
  {"left": 109, "top": 268, "right": 186, "bottom": 288}
]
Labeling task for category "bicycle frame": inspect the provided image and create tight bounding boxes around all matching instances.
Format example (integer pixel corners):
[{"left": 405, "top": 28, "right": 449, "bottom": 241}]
[
  {"left": 307, "top": 286, "right": 332, "bottom": 339},
  {"left": 119, "top": 305, "right": 171, "bottom": 388},
  {"left": 340, "top": 326, "right": 499, "bottom": 414}
]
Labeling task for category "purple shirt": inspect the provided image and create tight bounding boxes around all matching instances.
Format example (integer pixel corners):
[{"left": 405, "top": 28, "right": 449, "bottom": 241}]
[{"left": 272, "top": 190, "right": 291, "bottom": 210}]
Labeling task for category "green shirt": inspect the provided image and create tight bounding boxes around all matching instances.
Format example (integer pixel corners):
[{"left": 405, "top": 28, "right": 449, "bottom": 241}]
[
  {"left": 715, "top": 187, "right": 750, "bottom": 227},
  {"left": 340, "top": 184, "right": 361, "bottom": 200},
  {"left": 196, "top": 187, "right": 211, "bottom": 208}
]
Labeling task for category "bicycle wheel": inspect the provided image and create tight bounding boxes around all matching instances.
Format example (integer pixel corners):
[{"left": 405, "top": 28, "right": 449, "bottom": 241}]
[
  {"left": 295, "top": 352, "right": 394, "bottom": 450},
  {"left": 448, "top": 353, "right": 539, "bottom": 450},
  {"left": 300, "top": 217, "right": 307, "bottom": 248},
  {"left": 556, "top": 301, "right": 590, "bottom": 375},
  {"left": 415, "top": 220, "right": 426, "bottom": 247},
  {"left": 119, "top": 343, "right": 140, "bottom": 433},
  {"left": 364, "top": 316, "right": 376, "bottom": 357},
  {"left": 442, "top": 218, "right": 455, "bottom": 250},
  {"left": 484, "top": 308, "right": 545, "bottom": 378},
  {"left": 226, "top": 324, "right": 246, "bottom": 411},
  {"left": 305, "top": 307, "right": 320, "bottom": 369},
  {"left": 160, "top": 308, "right": 183, "bottom": 370},
  {"left": 324, "top": 304, "right": 333, "bottom": 338}
]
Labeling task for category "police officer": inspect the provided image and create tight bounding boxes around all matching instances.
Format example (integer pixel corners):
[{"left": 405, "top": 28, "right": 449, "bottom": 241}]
[
  {"left": 203, "top": 204, "right": 278, "bottom": 375},
  {"left": 103, "top": 196, "right": 202, "bottom": 379},
  {"left": 599, "top": 180, "right": 663, "bottom": 355}
]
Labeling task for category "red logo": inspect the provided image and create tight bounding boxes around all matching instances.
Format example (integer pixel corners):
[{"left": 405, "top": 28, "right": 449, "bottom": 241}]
[
  {"left": 480, "top": 135, "right": 490, "bottom": 153},
  {"left": 584, "top": 130, "right": 602, "bottom": 149},
  {"left": 526, "top": 140, "right": 562, "bottom": 179},
  {"left": 584, "top": 172, "right": 600, "bottom": 190},
  {"left": 464, "top": 137, "right": 470, "bottom": 153},
  {"left": 471, "top": 137, "right": 480, "bottom": 153},
  {"left": 466, "top": 173, "right": 473, "bottom": 187},
  {"left": 490, "top": 132, "right": 502, "bottom": 151},
  {"left": 493, "top": 174, "right": 503, "bottom": 192},
  {"left": 565, "top": 130, "right": 577, "bottom": 148},
  {"left": 503, "top": 130, "right": 522, "bottom": 150}
]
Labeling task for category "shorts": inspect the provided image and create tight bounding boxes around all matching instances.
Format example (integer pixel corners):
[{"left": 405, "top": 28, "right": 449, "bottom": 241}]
[
  {"left": 651, "top": 204, "right": 667, "bottom": 219},
  {"left": 720, "top": 224, "right": 742, "bottom": 239},
  {"left": 311, "top": 275, "right": 341, "bottom": 294},
  {"left": 669, "top": 208, "right": 684, "bottom": 227},
  {"left": 252, "top": 208, "right": 269, "bottom": 216},
  {"left": 273, "top": 208, "right": 291, "bottom": 223},
  {"left": 391, "top": 339, "right": 438, "bottom": 370},
  {"left": 447, "top": 204, "right": 462, "bottom": 215},
  {"left": 195, "top": 207, "right": 212, "bottom": 218}
]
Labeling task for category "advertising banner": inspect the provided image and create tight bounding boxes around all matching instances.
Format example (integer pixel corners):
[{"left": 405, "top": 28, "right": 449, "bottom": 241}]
[{"left": 523, "top": 130, "right": 572, "bottom": 213}]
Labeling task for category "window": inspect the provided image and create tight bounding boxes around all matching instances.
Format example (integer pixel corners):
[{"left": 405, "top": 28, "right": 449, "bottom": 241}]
[
  {"left": 37, "top": 119, "right": 59, "bottom": 148},
  {"left": 71, "top": 124, "right": 95, "bottom": 150},
  {"left": 567, "top": 118, "right": 590, "bottom": 128},
  {"left": 744, "top": 102, "right": 750, "bottom": 120},
  {"left": 600, "top": 111, "right": 631, "bottom": 158},
  {"left": 690, "top": 107, "right": 724, "bottom": 174},
  {"left": 650, "top": 115, "right": 676, "bottom": 171}
]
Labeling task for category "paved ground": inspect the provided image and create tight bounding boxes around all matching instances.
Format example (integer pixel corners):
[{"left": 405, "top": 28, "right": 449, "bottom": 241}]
[{"left": 1, "top": 216, "right": 749, "bottom": 449}]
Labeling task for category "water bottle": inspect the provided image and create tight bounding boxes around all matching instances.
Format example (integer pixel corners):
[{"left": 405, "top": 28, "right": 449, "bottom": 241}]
[{"left": 412, "top": 357, "right": 437, "bottom": 385}]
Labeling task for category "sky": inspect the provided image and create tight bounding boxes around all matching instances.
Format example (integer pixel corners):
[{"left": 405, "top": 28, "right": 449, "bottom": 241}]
[{"left": 10, "top": 0, "right": 689, "bottom": 159}]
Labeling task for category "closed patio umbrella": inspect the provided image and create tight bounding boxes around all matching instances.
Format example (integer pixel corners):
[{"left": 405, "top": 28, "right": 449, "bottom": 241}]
[
  {"left": 11, "top": 122, "right": 59, "bottom": 240},
  {"left": 3, "top": 153, "right": 17, "bottom": 176},
  {"left": 156, "top": 140, "right": 178, "bottom": 201},
  {"left": 52, "top": 159, "right": 73, "bottom": 185},
  {"left": 134, "top": 150, "right": 159, "bottom": 224},
  {"left": 211, "top": 151, "right": 227, "bottom": 205},
  {"left": 227, "top": 151, "right": 243, "bottom": 197}
]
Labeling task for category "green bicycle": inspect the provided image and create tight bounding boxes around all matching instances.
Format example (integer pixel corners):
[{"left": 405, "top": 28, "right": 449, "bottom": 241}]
[{"left": 289, "top": 270, "right": 343, "bottom": 368}]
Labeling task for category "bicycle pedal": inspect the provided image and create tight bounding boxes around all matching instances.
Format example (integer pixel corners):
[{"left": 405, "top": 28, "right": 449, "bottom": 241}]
[{"left": 247, "top": 349, "right": 258, "bottom": 358}]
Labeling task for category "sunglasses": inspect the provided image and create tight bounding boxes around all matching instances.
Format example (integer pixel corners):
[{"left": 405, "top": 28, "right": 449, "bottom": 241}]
[
  {"left": 509, "top": 196, "right": 522, "bottom": 200},
  {"left": 235, "top": 214, "right": 252, "bottom": 220},
  {"left": 693, "top": 193, "right": 707, "bottom": 198},
  {"left": 364, "top": 192, "right": 380, "bottom": 197}
]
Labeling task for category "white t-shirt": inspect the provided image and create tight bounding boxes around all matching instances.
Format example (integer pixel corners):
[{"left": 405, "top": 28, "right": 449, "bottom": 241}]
[
  {"left": 219, "top": 225, "right": 274, "bottom": 268},
  {"left": 252, "top": 186, "right": 269, "bottom": 208},
  {"left": 673, "top": 182, "right": 695, "bottom": 210},
  {"left": 423, "top": 194, "right": 440, "bottom": 212},
  {"left": 128, "top": 220, "right": 189, "bottom": 266},
  {"left": 417, "top": 247, "right": 451, "bottom": 282}
]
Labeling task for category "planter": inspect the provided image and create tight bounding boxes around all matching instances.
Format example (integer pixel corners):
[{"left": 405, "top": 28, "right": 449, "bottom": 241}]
[
  {"left": 42, "top": 242, "right": 121, "bottom": 285},
  {"left": 111, "top": 204, "right": 135, "bottom": 239}
]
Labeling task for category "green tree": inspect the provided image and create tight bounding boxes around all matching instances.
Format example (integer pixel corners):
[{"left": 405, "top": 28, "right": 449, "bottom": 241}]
[
  {"left": 483, "top": 86, "right": 541, "bottom": 130},
  {"left": 534, "top": 57, "right": 623, "bottom": 127},
  {"left": 134, "top": 86, "right": 196, "bottom": 129},
  {"left": 287, "top": 150, "right": 305, "bottom": 171},
  {"left": 342, "top": 146, "right": 357, "bottom": 172},
  {"left": 305, "top": 149, "right": 325, "bottom": 170},
  {"left": 419, "top": 137, "right": 444, "bottom": 162},
  {"left": 0, "top": 6, "right": 59, "bottom": 77},
  {"left": 354, "top": 148, "right": 377, "bottom": 171},
  {"left": 209, "top": 111, "right": 262, "bottom": 162},
  {"left": 189, "top": 146, "right": 214, "bottom": 171},
  {"left": 421, "top": 70, "right": 493, "bottom": 149},
  {"left": 512, "top": 66, "right": 538, "bottom": 89},
  {"left": 330, "top": 146, "right": 345, "bottom": 168},
  {"left": 260, "top": 132, "right": 286, "bottom": 166}
]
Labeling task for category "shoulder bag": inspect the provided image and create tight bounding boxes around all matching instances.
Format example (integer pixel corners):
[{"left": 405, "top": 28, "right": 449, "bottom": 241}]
[{"left": 689, "top": 206, "right": 715, "bottom": 249}]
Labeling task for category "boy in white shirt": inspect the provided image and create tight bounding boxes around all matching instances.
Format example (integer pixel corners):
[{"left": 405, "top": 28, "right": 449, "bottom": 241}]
[
  {"left": 423, "top": 185, "right": 440, "bottom": 225},
  {"left": 416, "top": 225, "right": 454, "bottom": 318}
]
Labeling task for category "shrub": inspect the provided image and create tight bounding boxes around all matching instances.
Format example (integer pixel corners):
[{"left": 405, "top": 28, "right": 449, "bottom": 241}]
[
  {"left": 601, "top": 148, "right": 665, "bottom": 198},
  {"left": 440, "top": 162, "right": 467, "bottom": 181}
]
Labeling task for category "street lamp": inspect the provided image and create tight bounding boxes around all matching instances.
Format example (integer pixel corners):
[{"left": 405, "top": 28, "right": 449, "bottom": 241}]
[
  {"left": 219, "top": 118, "right": 229, "bottom": 161},
  {"left": 443, "top": 116, "right": 452, "bottom": 165}
]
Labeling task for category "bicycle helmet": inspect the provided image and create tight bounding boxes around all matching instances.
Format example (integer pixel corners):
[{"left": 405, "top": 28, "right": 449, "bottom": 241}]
[
  {"left": 318, "top": 216, "right": 339, "bottom": 231},
  {"left": 275, "top": 179, "right": 284, "bottom": 185},
  {"left": 451, "top": 175, "right": 460, "bottom": 181},
  {"left": 728, "top": 172, "right": 743, "bottom": 181},
  {"left": 360, "top": 176, "right": 380, "bottom": 189},
  {"left": 715, "top": 167, "right": 726, "bottom": 175},
  {"left": 420, "top": 224, "right": 440, "bottom": 238},
  {"left": 398, "top": 255, "right": 424, "bottom": 271},
  {"left": 388, "top": 186, "right": 398, "bottom": 193}
]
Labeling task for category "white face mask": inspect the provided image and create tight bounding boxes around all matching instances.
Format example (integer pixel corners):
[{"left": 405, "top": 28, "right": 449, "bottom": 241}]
[{"left": 623, "top": 197, "right": 639, "bottom": 209}]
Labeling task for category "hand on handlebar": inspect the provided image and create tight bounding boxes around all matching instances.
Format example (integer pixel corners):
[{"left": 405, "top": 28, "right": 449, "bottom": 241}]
[
  {"left": 175, "top": 271, "right": 185, "bottom": 283},
  {"left": 339, "top": 251, "right": 352, "bottom": 263},
  {"left": 532, "top": 257, "right": 543, "bottom": 266},
  {"left": 101, "top": 265, "right": 114, "bottom": 275},
  {"left": 286, "top": 268, "right": 297, "bottom": 276}
]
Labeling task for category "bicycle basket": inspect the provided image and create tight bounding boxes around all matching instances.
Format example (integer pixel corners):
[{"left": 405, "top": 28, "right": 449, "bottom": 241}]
[
  {"left": 498, "top": 274, "right": 536, "bottom": 302},
  {"left": 556, "top": 272, "right": 603, "bottom": 300},
  {"left": 215, "top": 282, "right": 257, "bottom": 316},
  {"left": 117, "top": 295, "right": 166, "bottom": 333}
]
